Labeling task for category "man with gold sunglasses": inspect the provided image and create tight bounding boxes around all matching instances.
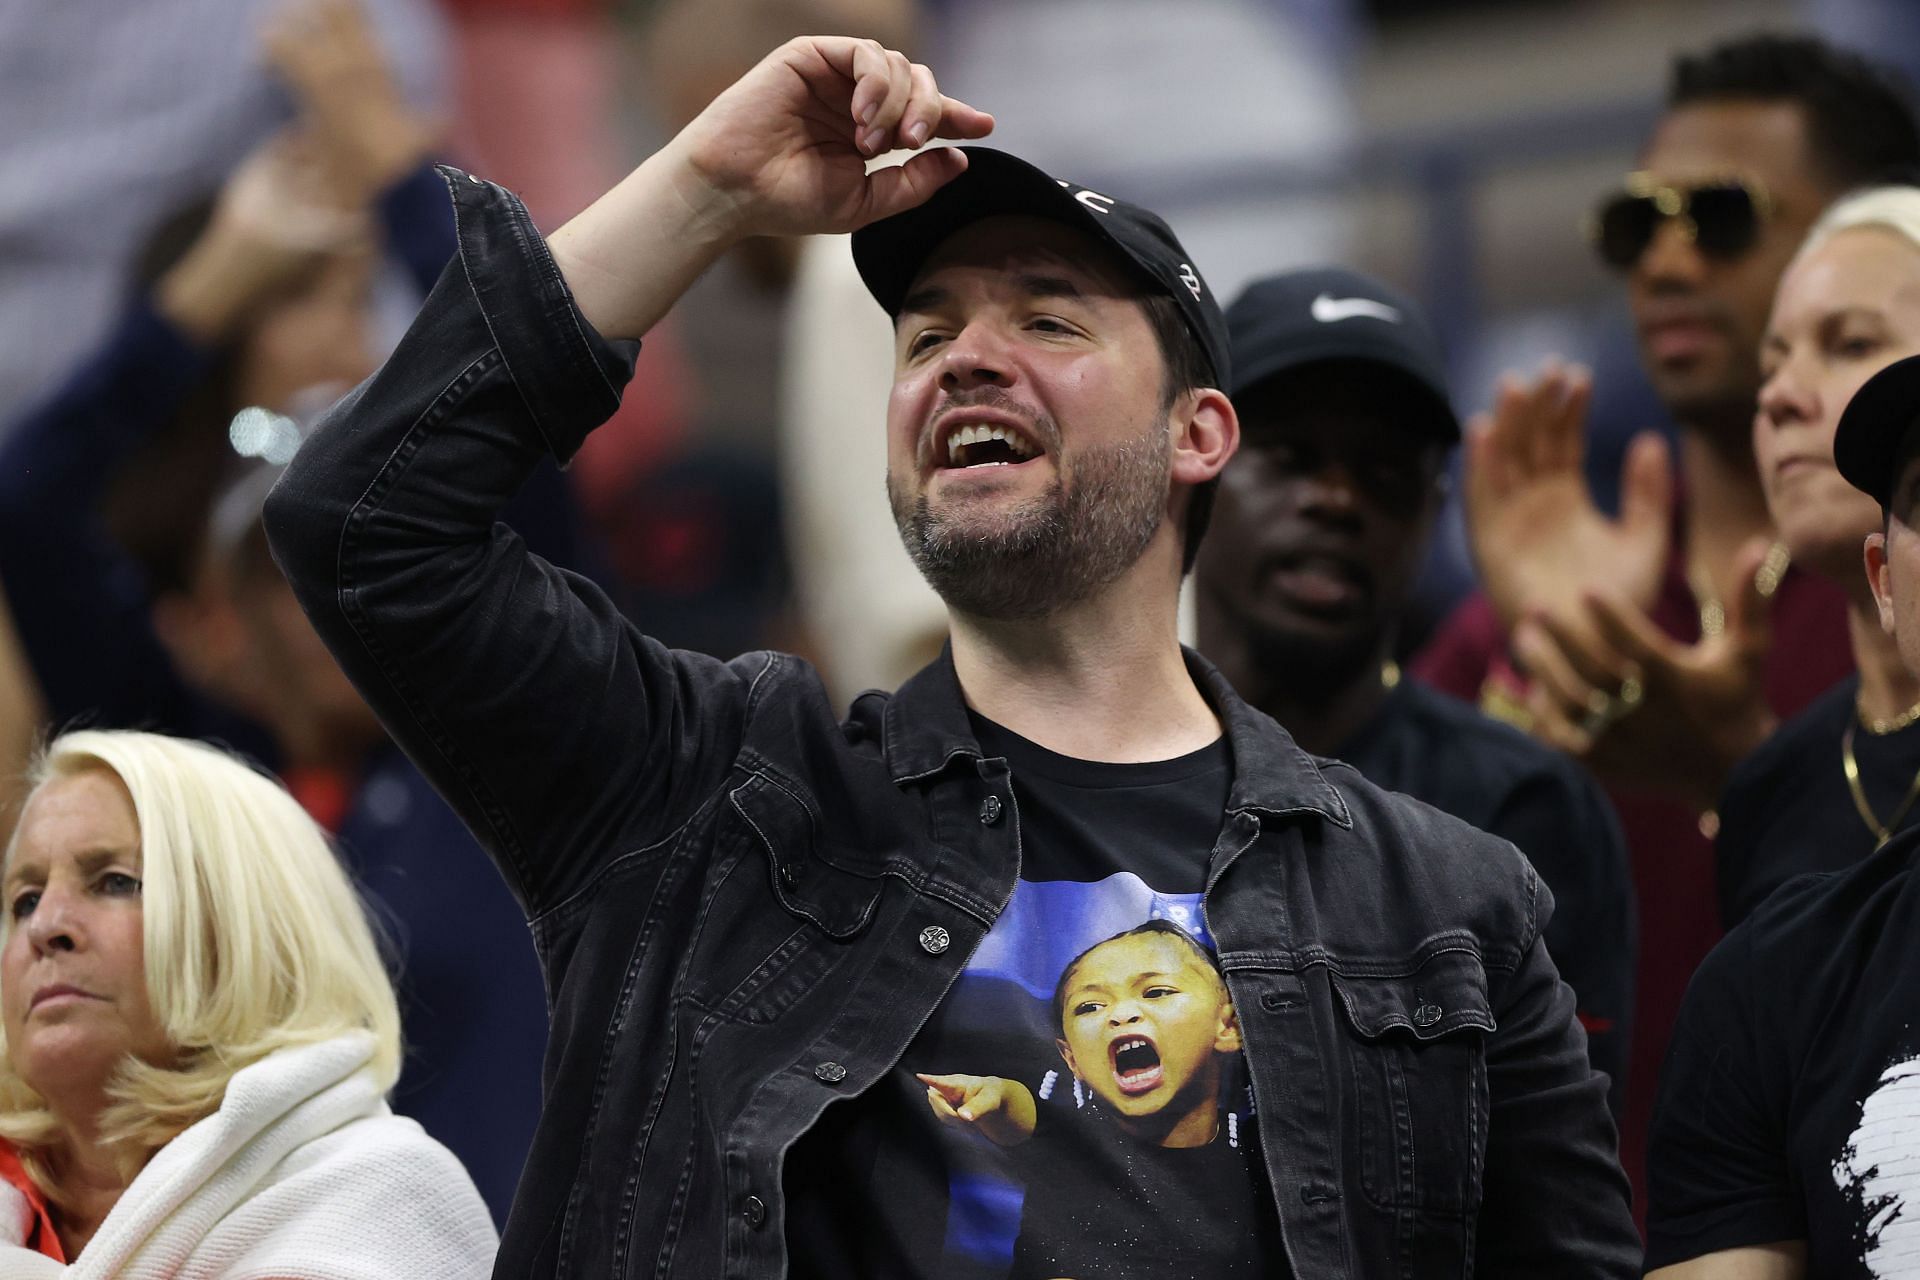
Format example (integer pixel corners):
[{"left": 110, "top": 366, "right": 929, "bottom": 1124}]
[{"left": 1413, "top": 31, "right": 1920, "bottom": 1216}]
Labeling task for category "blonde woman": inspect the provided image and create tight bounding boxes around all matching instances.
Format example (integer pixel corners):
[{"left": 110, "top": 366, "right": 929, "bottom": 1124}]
[
  {"left": 0, "top": 730, "right": 495, "bottom": 1276},
  {"left": 1647, "top": 183, "right": 1920, "bottom": 1278},
  {"left": 1707, "top": 186, "right": 1920, "bottom": 927}
]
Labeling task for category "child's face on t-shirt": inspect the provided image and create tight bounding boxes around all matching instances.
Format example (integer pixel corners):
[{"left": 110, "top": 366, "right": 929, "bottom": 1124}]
[{"left": 1054, "top": 934, "right": 1242, "bottom": 1128}]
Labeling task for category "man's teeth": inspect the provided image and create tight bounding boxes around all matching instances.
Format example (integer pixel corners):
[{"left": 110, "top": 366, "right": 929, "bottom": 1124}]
[
  {"left": 945, "top": 423, "right": 1038, "bottom": 466},
  {"left": 1116, "top": 1038, "right": 1149, "bottom": 1054}
]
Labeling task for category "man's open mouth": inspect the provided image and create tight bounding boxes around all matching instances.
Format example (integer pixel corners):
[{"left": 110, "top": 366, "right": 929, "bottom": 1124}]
[
  {"left": 1110, "top": 1035, "right": 1164, "bottom": 1095},
  {"left": 939, "top": 421, "right": 1042, "bottom": 470}
]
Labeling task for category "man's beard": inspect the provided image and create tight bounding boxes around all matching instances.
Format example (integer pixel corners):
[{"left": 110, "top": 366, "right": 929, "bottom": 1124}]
[{"left": 889, "top": 418, "right": 1172, "bottom": 621}]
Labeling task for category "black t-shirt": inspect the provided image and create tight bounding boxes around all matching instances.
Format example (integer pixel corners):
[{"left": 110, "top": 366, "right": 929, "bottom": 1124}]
[
  {"left": 1645, "top": 827, "right": 1920, "bottom": 1275},
  {"left": 1344, "top": 680, "right": 1634, "bottom": 1112},
  {"left": 1717, "top": 675, "right": 1920, "bottom": 928},
  {"left": 785, "top": 717, "right": 1287, "bottom": 1279}
]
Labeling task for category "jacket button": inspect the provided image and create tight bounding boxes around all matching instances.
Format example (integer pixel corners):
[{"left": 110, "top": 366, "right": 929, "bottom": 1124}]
[
  {"left": 979, "top": 795, "right": 1003, "bottom": 825},
  {"left": 814, "top": 1061, "right": 848, "bottom": 1084},
  {"left": 743, "top": 1195, "right": 766, "bottom": 1228},
  {"left": 1414, "top": 1003, "right": 1443, "bottom": 1028},
  {"left": 919, "top": 925, "right": 951, "bottom": 955}
]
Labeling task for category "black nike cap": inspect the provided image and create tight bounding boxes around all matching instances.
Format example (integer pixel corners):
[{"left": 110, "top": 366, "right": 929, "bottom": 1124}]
[
  {"left": 1836, "top": 352, "right": 1920, "bottom": 509},
  {"left": 1225, "top": 267, "right": 1458, "bottom": 442},
  {"left": 852, "top": 147, "right": 1230, "bottom": 389}
]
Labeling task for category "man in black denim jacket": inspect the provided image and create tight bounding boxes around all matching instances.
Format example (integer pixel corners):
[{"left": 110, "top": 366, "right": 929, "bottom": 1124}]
[{"left": 265, "top": 37, "right": 1638, "bottom": 1279}]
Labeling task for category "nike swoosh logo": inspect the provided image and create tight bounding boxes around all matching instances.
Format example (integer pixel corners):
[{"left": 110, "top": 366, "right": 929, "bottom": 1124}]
[{"left": 1310, "top": 294, "right": 1402, "bottom": 324}]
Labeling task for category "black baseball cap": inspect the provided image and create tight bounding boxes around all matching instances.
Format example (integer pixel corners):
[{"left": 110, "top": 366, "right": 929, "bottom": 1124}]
[
  {"left": 1225, "top": 267, "right": 1459, "bottom": 442},
  {"left": 1836, "top": 352, "right": 1920, "bottom": 508},
  {"left": 851, "top": 147, "right": 1230, "bottom": 389}
]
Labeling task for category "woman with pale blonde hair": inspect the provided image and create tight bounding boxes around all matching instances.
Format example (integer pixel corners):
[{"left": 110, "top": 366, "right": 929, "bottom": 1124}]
[
  {"left": 0, "top": 729, "right": 495, "bottom": 1276},
  {"left": 1708, "top": 183, "right": 1920, "bottom": 926}
]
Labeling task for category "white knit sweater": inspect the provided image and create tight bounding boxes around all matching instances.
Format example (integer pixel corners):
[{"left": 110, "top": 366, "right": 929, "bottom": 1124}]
[{"left": 0, "top": 1033, "right": 497, "bottom": 1279}]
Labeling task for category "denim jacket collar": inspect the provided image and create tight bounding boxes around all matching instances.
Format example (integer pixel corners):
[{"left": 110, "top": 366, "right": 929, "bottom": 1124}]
[{"left": 882, "top": 643, "right": 1351, "bottom": 829}]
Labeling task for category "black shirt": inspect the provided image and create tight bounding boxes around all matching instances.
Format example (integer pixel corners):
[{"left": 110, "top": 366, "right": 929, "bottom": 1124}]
[
  {"left": 1646, "top": 828, "right": 1920, "bottom": 1275},
  {"left": 1717, "top": 674, "right": 1920, "bottom": 928},
  {"left": 1347, "top": 679, "right": 1635, "bottom": 1113},
  {"left": 785, "top": 717, "right": 1287, "bottom": 1279}
]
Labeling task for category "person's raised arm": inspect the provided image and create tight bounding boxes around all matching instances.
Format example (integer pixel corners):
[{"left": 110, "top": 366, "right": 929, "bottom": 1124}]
[
  {"left": 549, "top": 37, "right": 991, "bottom": 341},
  {"left": 264, "top": 38, "right": 990, "bottom": 915}
]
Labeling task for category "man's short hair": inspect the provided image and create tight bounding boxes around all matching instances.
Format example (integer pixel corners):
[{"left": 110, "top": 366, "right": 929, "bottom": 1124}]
[
  {"left": 1142, "top": 294, "right": 1220, "bottom": 575},
  {"left": 1669, "top": 33, "right": 1920, "bottom": 190}
]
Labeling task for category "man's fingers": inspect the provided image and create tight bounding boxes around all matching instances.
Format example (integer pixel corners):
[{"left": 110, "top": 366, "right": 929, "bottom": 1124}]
[
  {"left": 1513, "top": 617, "right": 1608, "bottom": 719},
  {"left": 862, "top": 146, "right": 971, "bottom": 224},
  {"left": 1618, "top": 429, "right": 1676, "bottom": 543},
  {"left": 1723, "top": 535, "right": 1779, "bottom": 649},
  {"left": 1542, "top": 364, "right": 1593, "bottom": 474},
  {"left": 1582, "top": 588, "right": 1671, "bottom": 674},
  {"left": 871, "top": 48, "right": 916, "bottom": 150}
]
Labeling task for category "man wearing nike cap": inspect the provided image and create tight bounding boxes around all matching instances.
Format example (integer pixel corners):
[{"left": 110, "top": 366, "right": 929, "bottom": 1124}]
[
  {"left": 265, "top": 36, "right": 1638, "bottom": 1277},
  {"left": 1196, "top": 267, "right": 1636, "bottom": 1120}
]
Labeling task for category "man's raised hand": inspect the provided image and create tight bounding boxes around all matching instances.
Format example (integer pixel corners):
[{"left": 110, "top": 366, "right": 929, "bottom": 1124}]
[
  {"left": 549, "top": 37, "right": 992, "bottom": 342},
  {"left": 669, "top": 37, "right": 995, "bottom": 239},
  {"left": 1463, "top": 361, "right": 1674, "bottom": 633}
]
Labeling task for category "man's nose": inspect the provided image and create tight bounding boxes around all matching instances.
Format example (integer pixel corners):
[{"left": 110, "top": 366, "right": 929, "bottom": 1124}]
[
  {"left": 1635, "top": 214, "right": 1709, "bottom": 290},
  {"left": 938, "top": 323, "right": 1014, "bottom": 391}
]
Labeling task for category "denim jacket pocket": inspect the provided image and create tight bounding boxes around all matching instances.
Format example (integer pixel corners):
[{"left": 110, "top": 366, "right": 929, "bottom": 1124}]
[
  {"left": 729, "top": 770, "right": 885, "bottom": 940},
  {"left": 1330, "top": 948, "right": 1495, "bottom": 1217}
]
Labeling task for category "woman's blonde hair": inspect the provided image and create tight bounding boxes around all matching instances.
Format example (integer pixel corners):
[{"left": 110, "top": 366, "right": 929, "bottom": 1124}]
[
  {"left": 1797, "top": 183, "right": 1920, "bottom": 263},
  {"left": 0, "top": 729, "right": 401, "bottom": 1191}
]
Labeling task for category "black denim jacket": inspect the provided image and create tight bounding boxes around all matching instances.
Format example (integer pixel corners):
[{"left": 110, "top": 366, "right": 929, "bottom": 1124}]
[{"left": 264, "top": 170, "right": 1640, "bottom": 1279}]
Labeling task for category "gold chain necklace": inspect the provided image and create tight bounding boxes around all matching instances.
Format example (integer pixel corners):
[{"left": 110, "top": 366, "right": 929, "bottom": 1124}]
[
  {"left": 1687, "top": 541, "right": 1791, "bottom": 639},
  {"left": 1841, "top": 721, "right": 1920, "bottom": 848},
  {"left": 1857, "top": 696, "right": 1920, "bottom": 736}
]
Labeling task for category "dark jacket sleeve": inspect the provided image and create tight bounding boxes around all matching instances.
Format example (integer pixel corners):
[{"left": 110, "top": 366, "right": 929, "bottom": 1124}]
[
  {"left": 1483, "top": 768, "right": 1635, "bottom": 1120},
  {"left": 1476, "top": 876, "right": 1643, "bottom": 1278},
  {"left": 0, "top": 300, "right": 269, "bottom": 757},
  {"left": 263, "top": 168, "right": 758, "bottom": 917}
]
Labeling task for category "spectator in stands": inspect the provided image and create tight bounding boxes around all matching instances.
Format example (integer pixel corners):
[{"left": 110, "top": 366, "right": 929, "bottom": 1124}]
[
  {"left": 0, "top": 0, "right": 566, "bottom": 1223},
  {"left": 0, "top": 730, "right": 495, "bottom": 1275},
  {"left": 1195, "top": 267, "right": 1635, "bottom": 1116},
  {"left": 0, "top": 0, "right": 443, "bottom": 450},
  {"left": 1412, "top": 32, "right": 1920, "bottom": 1205},
  {"left": 1644, "top": 348, "right": 1920, "bottom": 1278},
  {"left": 1716, "top": 186, "right": 1920, "bottom": 926}
]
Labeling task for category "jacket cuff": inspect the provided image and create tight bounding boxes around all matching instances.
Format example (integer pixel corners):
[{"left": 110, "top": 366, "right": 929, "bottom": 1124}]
[{"left": 438, "top": 165, "right": 639, "bottom": 464}]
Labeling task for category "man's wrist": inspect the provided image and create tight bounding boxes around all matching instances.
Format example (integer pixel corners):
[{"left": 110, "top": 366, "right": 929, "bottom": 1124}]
[{"left": 548, "top": 146, "right": 745, "bottom": 341}]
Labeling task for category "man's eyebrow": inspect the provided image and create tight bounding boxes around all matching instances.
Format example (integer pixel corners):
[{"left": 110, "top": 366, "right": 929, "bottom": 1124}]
[
  {"left": 899, "top": 284, "right": 949, "bottom": 317},
  {"left": 1019, "top": 273, "right": 1087, "bottom": 301}
]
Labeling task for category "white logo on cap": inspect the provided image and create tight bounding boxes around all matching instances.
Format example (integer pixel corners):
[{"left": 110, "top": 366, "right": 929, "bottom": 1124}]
[
  {"left": 1311, "top": 293, "right": 1402, "bottom": 324},
  {"left": 1074, "top": 189, "right": 1115, "bottom": 214},
  {"left": 1178, "top": 263, "right": 1203, "bottom": 301}
]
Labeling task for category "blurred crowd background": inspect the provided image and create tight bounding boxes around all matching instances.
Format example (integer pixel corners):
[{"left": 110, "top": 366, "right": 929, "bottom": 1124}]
[{"left": 4, "top": 0, "right": 1916, "bottom": 1238}]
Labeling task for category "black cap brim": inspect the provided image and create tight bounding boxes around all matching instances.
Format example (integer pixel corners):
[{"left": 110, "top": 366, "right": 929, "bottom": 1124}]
[
  {"left": 853, "top": 149, "right": 1118, "bottom": 314},
  {"left": 1836, "top": 352, "right": 1920, "bottom": 507},
  {"left": 851, "top": 148, "right": 1228, "bottom": 387}
]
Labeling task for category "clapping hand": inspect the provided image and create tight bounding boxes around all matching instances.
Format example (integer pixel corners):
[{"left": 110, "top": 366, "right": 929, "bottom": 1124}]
[
  {"left": 154, "top": 133, "right": 369, "bottom": 344},
  {"left": 263, "top": 0, "right": 438, "bottom": 204},
  {"left": 1464, "top": 361, "right": 1675, "bottom": 637},
  {"left": 1511, "top": 536, "right": 1779, "bottom": 809}
]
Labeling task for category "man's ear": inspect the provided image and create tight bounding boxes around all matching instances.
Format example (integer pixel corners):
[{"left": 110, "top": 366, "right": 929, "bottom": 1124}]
[
  {"left": 1868, "top": 529, "right": 1897, "bottom": 635},
  {"left": 1170, "top": 387, "right": 1239, "bottom": 488},
  {"left": 1055, "top": 1038, "right": 1081, "bottom": 1080}
]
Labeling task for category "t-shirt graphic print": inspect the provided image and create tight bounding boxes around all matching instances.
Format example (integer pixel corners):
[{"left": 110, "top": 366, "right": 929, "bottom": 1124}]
[
  {"left": 1833, "top": 1053, "right": 1920, "bottom": 1277},
  {"left": 781, "top": 719, "right": 1286, "bottom": 1280}
]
